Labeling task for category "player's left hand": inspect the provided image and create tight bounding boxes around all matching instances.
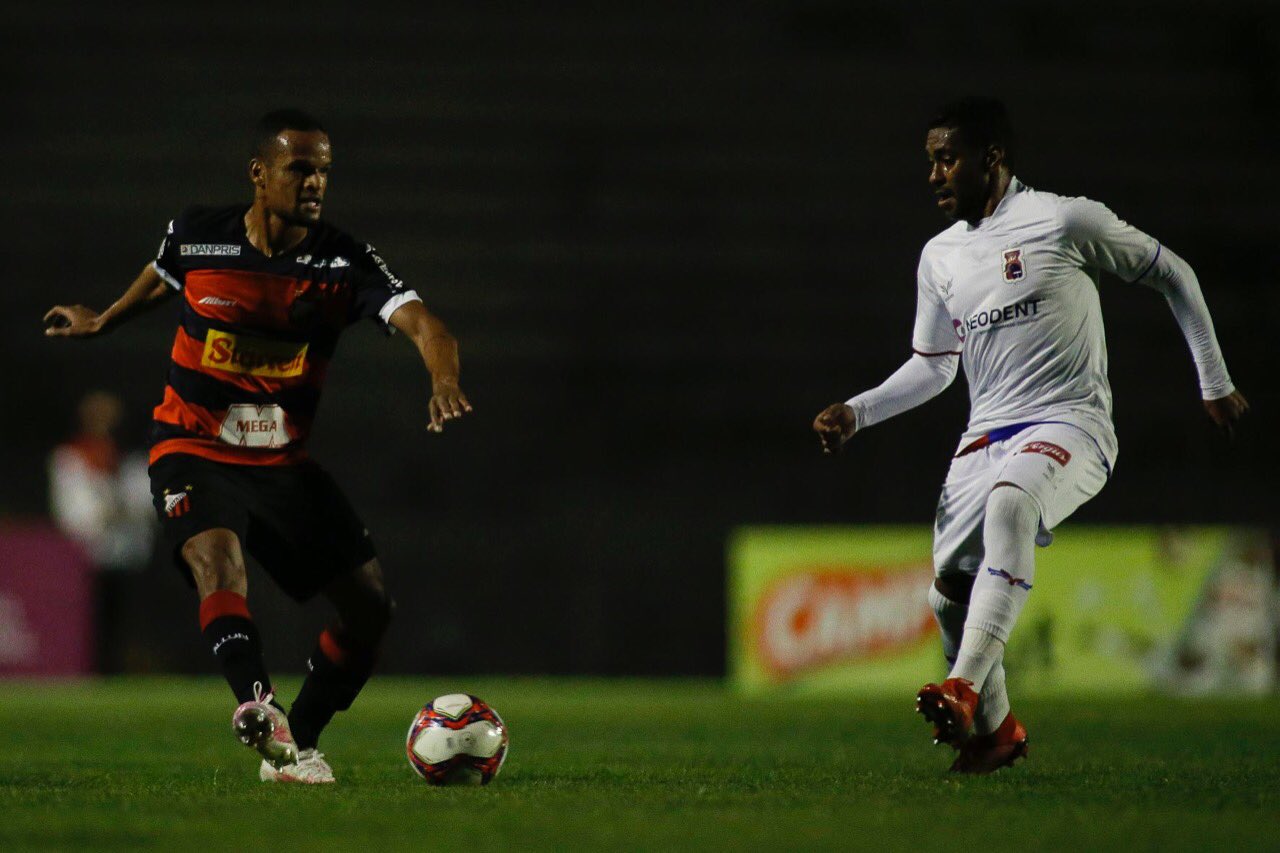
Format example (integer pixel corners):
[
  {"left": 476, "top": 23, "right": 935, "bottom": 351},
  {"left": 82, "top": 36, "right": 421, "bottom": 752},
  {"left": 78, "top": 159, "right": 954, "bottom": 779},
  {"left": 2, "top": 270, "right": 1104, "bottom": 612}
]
[
  {"left": 428, "top": 379, "right": 472, "bottom": 433},
  {"left": 1203, "top": 389, "right": 1248, "bottom": 439}
]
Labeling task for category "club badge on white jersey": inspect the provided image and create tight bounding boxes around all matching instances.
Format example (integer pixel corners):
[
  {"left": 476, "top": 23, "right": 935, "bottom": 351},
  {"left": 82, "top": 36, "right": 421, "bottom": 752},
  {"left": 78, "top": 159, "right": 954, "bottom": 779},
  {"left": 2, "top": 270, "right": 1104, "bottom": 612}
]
[{"left": 1001, "top": 248, "right": 1025, "bottom": 283}]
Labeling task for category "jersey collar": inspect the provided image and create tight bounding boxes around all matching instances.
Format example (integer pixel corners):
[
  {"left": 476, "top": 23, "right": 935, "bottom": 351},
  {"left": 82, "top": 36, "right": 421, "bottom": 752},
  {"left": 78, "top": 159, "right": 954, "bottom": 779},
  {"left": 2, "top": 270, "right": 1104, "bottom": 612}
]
[
  {"left": 966, "top": 175, "right": 1025, "bottom": 232},
  {"left": 239, "top": 204, "right": 319, "bottom": 259}
]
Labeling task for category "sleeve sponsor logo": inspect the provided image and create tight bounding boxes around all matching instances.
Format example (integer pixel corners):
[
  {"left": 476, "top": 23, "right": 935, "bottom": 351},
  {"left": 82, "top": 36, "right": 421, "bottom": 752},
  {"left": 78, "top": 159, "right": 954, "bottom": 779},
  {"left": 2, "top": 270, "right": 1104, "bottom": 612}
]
[
  {"left": 753, "top": 566, "right": 936, "bottom": 680},
  {"left": 218, "top": 403, "right": 292, "bottom": 448},
  {"left": 364, "top": 243, "right": 405, "bottom": 291},
  {"left": 1018, "top": 440, "right": 1071, "bottom": 466},
  {"left": 200, "top": 330, "right": 308, "bottom": 378},
  {"left": 181, "top": 243, "right": 241, "bottom": 256},
  {"left": 1002, "top": 247, "right": 1025, "bottom": 282}
]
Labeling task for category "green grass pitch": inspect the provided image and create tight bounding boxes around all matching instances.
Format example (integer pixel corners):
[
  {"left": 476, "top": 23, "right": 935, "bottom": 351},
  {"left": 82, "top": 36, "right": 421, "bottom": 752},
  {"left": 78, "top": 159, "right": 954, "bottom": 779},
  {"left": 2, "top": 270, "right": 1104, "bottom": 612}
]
[{"left": 1, "top": 678, "right": 1276, "bottom": 851}]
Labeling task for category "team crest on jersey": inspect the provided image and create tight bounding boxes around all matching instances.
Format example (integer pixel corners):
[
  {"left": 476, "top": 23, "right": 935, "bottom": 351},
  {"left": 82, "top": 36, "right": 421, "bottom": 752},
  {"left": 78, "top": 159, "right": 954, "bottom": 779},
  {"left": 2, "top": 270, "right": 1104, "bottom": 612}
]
[
  {"left": 163, "top": 487, "right": 192, "bottom": 518},
  {"left": 1002, "top": 248, "right": 1025, "bottom": 283}
]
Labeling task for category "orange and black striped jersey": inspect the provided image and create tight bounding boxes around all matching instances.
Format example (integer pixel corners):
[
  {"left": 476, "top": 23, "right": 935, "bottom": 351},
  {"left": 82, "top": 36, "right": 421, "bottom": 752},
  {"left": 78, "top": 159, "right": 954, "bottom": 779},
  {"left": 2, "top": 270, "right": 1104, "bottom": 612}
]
[{"left": 149, "top": 204, "right": 421, "bottom": 466}]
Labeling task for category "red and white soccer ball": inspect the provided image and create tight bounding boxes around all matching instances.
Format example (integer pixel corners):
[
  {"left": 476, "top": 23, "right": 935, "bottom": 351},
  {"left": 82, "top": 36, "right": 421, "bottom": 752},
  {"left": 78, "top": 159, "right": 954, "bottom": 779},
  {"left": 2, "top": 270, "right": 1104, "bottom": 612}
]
[{"left": 406, "top": 693, "right": 509, "bottom": 785}]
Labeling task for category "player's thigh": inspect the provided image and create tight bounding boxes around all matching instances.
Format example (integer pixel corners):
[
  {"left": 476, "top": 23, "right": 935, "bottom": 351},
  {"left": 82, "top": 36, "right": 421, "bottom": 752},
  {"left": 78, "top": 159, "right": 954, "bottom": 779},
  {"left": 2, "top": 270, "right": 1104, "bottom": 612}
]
[
  {"left": 149, "top": 454, "right": 251, "bottom": 594},
  {"left": 242, "top": 462, "right": 378, "bottom": 602},
  {"left": 933, "top": 449, "right": 1003, "bottom": 578},
  {"left": 994, "top": 424, "right": 1108, "bottom": 530}
]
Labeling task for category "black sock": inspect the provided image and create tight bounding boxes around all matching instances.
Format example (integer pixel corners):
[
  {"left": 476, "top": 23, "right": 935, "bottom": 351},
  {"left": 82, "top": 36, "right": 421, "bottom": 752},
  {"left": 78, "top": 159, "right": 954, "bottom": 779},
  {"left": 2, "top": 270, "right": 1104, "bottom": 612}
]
[
  {"left": 202, "top": 614, "right": 279, "bottom": 708},
  {"left": 290, "top": 630, "right": 375, "bottom": 750}
]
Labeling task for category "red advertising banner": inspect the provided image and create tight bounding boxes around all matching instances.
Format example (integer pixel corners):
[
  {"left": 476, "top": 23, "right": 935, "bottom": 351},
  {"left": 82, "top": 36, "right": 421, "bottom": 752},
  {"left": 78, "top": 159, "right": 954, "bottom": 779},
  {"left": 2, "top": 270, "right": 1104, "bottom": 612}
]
[
  {"left": 753, "top": 565, "right": 936, "bottom": 680},
  {"left": 0, "top": 522, "right": 94, "bottom": 676}
]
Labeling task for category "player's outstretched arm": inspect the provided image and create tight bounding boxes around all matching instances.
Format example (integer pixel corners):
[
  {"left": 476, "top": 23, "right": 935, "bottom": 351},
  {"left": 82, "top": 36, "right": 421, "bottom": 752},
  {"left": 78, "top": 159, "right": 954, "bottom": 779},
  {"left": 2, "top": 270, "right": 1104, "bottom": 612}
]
[
  {"left": 812, "top": 352, "right": 958, "bottom": 454},
  {"left": 815, "top": 246, "right": 960, "bottom": 454},
  {"left": 388, "top": 300, "right": 473, "bottom": 433},
  {"left": 1061, "top": 199, "right": 1247, "bottom": 439},
  {"left": 44, "top": 264, "right": 173, "bottom": 338},
  {"left": 1141, "top": 247, "right": 1247, "bottom": 439}
]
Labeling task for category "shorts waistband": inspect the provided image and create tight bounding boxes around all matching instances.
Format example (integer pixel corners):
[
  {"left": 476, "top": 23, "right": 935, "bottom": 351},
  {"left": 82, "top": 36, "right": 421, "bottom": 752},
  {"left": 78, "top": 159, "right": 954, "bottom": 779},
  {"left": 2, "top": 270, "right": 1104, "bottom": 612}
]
[
  {"left": 954, "top": 421, "right": 1044, "bottom": 457},
  {"left": 955, "top": 420, "right": 1113, "bottom": 478}
]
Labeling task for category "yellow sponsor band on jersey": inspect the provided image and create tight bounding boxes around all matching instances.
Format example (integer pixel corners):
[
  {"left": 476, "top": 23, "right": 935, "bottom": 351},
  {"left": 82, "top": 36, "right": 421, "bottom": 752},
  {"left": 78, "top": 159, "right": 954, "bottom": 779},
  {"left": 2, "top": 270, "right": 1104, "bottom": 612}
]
[{"left": 201, "top": 330, "right": 308, "bottom": 378}]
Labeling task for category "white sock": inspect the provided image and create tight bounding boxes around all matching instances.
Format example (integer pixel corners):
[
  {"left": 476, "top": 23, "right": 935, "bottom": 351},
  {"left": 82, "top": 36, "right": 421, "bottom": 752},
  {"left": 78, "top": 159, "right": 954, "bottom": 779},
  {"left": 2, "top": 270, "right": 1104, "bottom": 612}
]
[
  {"left": 975, "top": 655, "right": 1010, "bottom": 735},
  {"left": 927, "top": 582, "right": 967, "bottom": 667},
  {"left": 966, "top": 486, "right": 1039, "bottom": 644},
  {"left": 948, "top": 625, "right": 1005, "bottom": 690}
]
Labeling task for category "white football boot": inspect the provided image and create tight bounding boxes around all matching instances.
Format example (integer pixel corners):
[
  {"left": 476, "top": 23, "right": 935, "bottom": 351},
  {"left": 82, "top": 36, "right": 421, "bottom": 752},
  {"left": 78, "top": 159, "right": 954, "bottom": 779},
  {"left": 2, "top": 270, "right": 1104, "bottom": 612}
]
[
  {"left": 260, "top": 749, "right": 336, "bottom": 784},
  {"left": 231, "top": 682, "right": 298, "bottom": 769}
]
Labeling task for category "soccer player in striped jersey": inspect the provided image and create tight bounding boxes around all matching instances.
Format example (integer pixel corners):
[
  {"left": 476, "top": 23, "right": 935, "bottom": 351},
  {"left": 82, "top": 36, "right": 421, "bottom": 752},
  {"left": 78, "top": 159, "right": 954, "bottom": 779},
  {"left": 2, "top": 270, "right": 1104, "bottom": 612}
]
[
  {"left": 812, "top": 98, "right": 1247, "bottom": 773},
  {"left": 44, "top": 109, "right": 472, "bottom": 783}
]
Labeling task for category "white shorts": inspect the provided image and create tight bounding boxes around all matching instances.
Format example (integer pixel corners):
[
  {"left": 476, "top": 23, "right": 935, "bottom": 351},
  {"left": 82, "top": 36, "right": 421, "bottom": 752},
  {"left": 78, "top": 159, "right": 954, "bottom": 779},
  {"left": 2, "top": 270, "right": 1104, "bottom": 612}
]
[{"left": 932, "top": 422, "right": 1109, "bottom": 578}]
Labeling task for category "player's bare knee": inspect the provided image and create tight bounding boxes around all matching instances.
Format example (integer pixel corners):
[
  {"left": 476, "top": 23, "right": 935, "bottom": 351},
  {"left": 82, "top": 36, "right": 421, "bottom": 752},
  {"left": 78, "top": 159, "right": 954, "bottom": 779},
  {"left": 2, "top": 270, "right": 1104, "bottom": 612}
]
[{"left": 182, "top": 529, "right": 247, "bottom": 597}]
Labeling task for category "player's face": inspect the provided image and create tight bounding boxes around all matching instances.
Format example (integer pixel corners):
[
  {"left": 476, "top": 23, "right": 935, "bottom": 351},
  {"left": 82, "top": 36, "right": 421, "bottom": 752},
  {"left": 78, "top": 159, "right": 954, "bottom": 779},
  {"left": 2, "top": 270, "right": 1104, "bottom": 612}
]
[
  {"left": 253, "top": 129, "right": 332, "bottom": 225},
  {"left": 925, "top": 126, "right": 989, "bottom": 222}
]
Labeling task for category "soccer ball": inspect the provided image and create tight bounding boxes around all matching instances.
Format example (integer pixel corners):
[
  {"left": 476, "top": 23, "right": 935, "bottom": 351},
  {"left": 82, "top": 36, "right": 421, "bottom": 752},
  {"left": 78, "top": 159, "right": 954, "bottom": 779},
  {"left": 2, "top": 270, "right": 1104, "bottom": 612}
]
[{"left": 405, "top": 693, "right": 509, "bottom": 785}]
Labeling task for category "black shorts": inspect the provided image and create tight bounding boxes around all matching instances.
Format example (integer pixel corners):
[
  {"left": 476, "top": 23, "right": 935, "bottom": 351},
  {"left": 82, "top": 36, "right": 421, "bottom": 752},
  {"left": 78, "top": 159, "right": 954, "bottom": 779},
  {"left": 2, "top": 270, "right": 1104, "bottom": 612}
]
[{"left": 149, "top": 453, "right": 377, "bottom": 601}]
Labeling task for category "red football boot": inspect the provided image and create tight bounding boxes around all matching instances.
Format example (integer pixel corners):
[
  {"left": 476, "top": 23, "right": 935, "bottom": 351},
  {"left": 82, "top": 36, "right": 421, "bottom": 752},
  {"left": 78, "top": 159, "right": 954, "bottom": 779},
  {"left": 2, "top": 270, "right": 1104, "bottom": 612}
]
[
  {"left": 948, "top": 712, "right": 1029, "bottom": 774},
  {"left": 915, "top": 677, "right": 979, "bottom": 747}
]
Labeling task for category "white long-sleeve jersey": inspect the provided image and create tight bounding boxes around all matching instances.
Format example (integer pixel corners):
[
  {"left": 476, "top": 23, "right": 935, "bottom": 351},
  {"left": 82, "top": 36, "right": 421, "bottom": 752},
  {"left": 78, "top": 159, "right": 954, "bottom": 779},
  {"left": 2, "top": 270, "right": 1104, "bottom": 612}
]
[{"left": 847, "top": 178, "right": 1234, "bottom": 468}]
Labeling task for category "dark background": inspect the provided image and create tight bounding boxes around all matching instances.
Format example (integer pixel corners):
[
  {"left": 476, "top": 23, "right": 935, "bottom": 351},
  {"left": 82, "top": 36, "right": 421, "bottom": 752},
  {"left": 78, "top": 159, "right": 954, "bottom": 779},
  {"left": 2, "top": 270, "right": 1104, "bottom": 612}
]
[{"left": 2, "top": 1, "right": 1276, "bottom": 676}]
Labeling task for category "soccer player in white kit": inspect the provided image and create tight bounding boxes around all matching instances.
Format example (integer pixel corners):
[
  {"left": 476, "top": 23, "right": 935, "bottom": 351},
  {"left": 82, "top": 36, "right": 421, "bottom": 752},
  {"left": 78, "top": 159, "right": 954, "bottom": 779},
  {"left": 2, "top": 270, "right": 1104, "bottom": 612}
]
[{"left": 813, "top": 98, "right": 1248, "bottom": 774}]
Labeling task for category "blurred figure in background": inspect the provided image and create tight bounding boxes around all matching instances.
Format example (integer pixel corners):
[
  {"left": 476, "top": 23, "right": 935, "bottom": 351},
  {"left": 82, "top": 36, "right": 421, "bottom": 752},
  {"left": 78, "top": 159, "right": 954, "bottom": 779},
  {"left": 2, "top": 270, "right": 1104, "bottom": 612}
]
[{"left": 48, "top": 390, "right": 156, "bottom": 672}]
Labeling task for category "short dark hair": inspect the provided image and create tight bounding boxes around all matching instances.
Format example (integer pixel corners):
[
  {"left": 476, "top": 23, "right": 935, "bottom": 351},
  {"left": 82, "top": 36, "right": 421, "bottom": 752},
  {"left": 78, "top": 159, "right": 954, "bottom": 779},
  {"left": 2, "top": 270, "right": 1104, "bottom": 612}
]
[
  {"left": 928, "top": 97, "right": 1015, "bottom": 169},
  {"left": 253, "top": 109, "right": 326, "bottom": 159}
]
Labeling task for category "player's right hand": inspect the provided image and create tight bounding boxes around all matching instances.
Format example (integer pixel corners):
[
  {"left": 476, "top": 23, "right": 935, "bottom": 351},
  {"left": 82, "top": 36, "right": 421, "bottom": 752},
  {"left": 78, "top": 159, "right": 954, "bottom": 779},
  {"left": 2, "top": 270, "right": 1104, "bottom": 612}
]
[
  {"left": 813, "top": 403, "right": 857, "bottom": 454},
  {"left": 1202, "top": 389, "right": 1249, "bottom": 440},
  {"left": 43, "top": 305, "right": 103, "bottom": 337}
]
